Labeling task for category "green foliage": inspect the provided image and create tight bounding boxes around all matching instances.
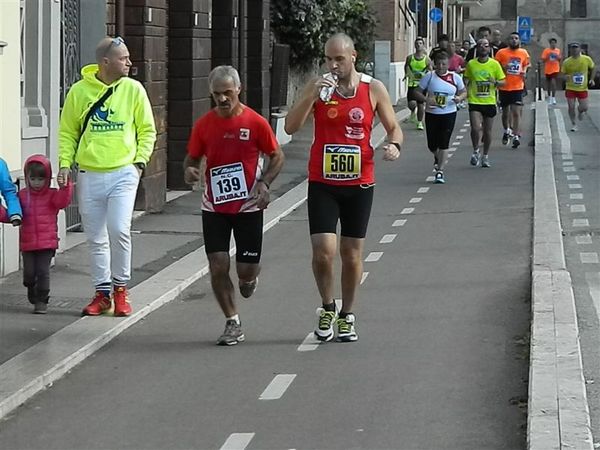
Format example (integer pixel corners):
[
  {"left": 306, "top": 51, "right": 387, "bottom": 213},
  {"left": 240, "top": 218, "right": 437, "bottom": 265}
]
[{"left": 271, "top": 0, "right": 378, "bottom": 70}]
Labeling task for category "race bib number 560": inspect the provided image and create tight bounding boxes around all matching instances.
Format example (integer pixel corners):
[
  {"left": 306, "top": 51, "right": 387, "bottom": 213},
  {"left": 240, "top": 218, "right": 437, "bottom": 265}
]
[
  {"left": 210, "top": 162, "right": 249, "bottom": 204},
  {"left": 323, "top": 144, "right": 361, "bottom": 180}
]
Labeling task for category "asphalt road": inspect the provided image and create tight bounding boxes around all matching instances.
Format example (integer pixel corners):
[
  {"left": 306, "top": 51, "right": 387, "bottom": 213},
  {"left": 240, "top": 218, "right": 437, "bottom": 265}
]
[{"left": 0, "top": 107, "right": 533, "bottom": 450}]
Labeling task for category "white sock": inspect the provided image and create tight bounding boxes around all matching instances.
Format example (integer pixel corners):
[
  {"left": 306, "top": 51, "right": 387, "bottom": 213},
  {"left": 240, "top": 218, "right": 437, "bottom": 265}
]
[
  {"left": 473, "top": 148, "right": 479, "bottom": 154},
  {"left": 227, "top": 314, "right": 240, "bottom": 324}
]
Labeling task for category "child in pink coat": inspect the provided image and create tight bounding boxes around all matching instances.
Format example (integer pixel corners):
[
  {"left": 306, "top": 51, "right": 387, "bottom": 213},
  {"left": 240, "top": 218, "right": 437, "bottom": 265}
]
[{"left": 1, "top": 155, "right": 73, "bottom": 313}]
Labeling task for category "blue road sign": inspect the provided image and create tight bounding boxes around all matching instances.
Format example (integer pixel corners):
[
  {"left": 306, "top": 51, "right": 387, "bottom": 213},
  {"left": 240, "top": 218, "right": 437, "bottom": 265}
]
[
  {"left": 517, "top": 16, "right": 532, "bottom": 44},
  {"left": 429, "top": 7, "right": 443, "bottom": 23}
]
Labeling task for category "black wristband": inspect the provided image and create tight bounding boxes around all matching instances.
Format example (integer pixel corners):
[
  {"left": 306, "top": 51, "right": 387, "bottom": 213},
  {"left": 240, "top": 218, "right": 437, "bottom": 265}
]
[
  {"left": 258, "top": 179, "right": 270, "bottom": 189},
  {"left": 390, "top": 142, "right": 401, "bottom": 151}
]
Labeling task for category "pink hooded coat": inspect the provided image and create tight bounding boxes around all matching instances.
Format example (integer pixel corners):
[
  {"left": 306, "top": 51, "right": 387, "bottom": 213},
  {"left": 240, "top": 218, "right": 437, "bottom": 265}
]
[{"left": 16, "top": 155, "right": 73, "bottom": 252}]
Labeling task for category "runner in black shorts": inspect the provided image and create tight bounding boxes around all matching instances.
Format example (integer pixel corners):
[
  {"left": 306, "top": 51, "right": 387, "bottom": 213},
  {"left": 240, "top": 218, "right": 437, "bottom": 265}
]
[
  {"left": 468, "top": 103, "right": 497, "bottom": 118},
  {"left": 308, "top": 182, "right": 374, "bottom": 238},
  {"left": 202, "top": 211, "right": 264, "bottom": 263}
]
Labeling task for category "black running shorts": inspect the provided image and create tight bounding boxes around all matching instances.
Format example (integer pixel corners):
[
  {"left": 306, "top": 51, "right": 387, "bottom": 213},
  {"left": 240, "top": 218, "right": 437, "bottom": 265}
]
[
  {"left": 307, "top": 182, "right": 374, "bottom": 239},
  {"left": 425, "top": 112, "right": 457, "bottom": 152},
  {"left": 202, "top": 210, "right": 263, "bottom": 264},
  {"left": 498, "top": 90, "right": 524, "bottom": 107},
  {"left": 407, "top": 87, "right": 425, "bottom": 104},
  {"left": 468, "top": 103, "right": 497, "bottom": 118}
]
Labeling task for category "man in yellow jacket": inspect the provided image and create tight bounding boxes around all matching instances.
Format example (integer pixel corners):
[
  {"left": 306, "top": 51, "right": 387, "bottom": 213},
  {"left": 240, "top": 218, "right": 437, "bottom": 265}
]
[{"left": 57, "top": 36, "right": 156, "bottom": 317}]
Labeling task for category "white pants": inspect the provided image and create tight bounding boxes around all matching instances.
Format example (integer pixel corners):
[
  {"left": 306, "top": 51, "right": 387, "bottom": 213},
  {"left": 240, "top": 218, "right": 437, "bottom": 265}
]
[{"left": 78, "top": 165, "right": 140, "bottom": 287}]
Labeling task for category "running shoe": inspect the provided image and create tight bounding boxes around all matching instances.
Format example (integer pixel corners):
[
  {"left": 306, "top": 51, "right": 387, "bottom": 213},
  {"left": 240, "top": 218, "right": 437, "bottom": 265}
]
[
  {"left": 481, "top": 155, "right": 491, "bottom": 168},
  {"left": 239, "top": 278, "right": 258, "bottom": 299},
  {"left": 336, "top": 314, "right": 358, "bottom": 342},
  {"left": 315, "top": 307, "right": 337, "bottom": 342},
  {"left": 408, "top": 112, "right": 417, "bottom": 124},
  {"left": 571, "top": 124, "right": 578, "bottom": 132},
  {"left": 511, "top": 135, "right": 521, "bottom": 149},
  {"left": 113, "top": 286, "right": 132, "bottom": 317},
  {"left": 470, "top": 150, "right": 480, "bottom": 166},
  {"left": 33, "top": 302, "right": 48, "bottom": 314},
  {"left": 82, "top": 291, "right": 112, "bottom": 316},
  {"left": 416, "top": 121, "right": 424, "bottom": 130},
  {"left": 502, "top": 131, "right": 512, "bottom": 146},
  {"left": 217, "top": 319, "right": 245, "bottom": 346},
  {"left": 552, "top": 97, "right": 557, "bottom": 105},
  {"left": 434, "top": 171, "right": 445, "bottom": 184}
]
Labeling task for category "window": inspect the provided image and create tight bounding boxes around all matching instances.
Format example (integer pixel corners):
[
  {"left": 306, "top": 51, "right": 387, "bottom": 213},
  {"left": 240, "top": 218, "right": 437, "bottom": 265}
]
[
  {"left": 571, "top": 0, "right": 587, "bottom": 17},
  {"left": 500, "top": 0, "right": 517, "bottom": 20}
]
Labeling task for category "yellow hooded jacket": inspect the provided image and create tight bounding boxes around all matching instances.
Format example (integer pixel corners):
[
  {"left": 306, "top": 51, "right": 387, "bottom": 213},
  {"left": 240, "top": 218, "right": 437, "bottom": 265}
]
[{"left": 59, "top": 64, "right": 157, "bottom": 171}]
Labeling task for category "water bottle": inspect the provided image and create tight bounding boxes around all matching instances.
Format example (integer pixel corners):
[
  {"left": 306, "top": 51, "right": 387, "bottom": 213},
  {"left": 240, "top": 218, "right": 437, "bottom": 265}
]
[{"left": 319, "top": 73, "right": 338, "bottom": 102}]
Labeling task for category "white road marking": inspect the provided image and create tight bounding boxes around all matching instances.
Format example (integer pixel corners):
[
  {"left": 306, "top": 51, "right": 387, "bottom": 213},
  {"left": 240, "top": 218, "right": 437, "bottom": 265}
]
[
  {"left": 365, "top": 252, "right": 383, "bottom": 262},
  {"left": 569, "top": 183, "right": 583, "bottom": 189},
  {"left": 426, "top": 176, "right": 435, "bottom": 182},
  {"left": 380, "top": 234, "right": 397, "bottom": 243},
  {"left": 570, "top": 193, "right": 584, "bottom": 200},
  {"left": 573, "top": 219, "right": 590, "bottom": 227},
  {"left": 567, "top": 175, "right": 580, "bottom": 181},
  {"left": 259, "top": 374, "right": 296, "bottom": 400},
  {"left": 585, "top": 273, "right": 600, "bottom": 326},
  {"left": 562, "top": 153, "right": 573, "bottom": 160},
  {"left": 393, "top": 219, "right": 407, "bottom": 227},
  {"left": 451, "top": 141, "right": 460, "bottom": 146},
  {"left": 456, "top": 135, "right": 464, "bottom": 140},
  {"left": 409, "top": 197, "right": 422, "bottom": 203},
  {"left": 576, "top": 235, "right": 592, "bottom": 245},
  {"left": 563, "top": 161, "right": 574, "bottom": 166},
  {"left": 297, "top": 333, "right": 320, "bottom": 352},
  {"left": 361, "top": 272, "right": 369, "bottom": 284},
  {"left": 401, "top": 208, "right": 415, "bottom": 214},
  {"left": 580, "top": 253, "right": 599, "bottom": 264},
  {"left": 459, "top": 128, "right": 467, "bottom": 132},
  {"left": 571, "top": 204, "right": 587, "bottom": 213},
  {"left": 417, "top": 187, "right": 430, "bottom": 193},
  {"left": 335, "top": 299, "right": 342, "bottom": 311},
  {"left": 447, "top": 153, "right": 454, "bottom": 158},
  {"left": 220, "top": 433, "right": 255, "bottom": 450},
  {"left": 448, "top": 147, "right": 457, "bottom": 152},
  {"left": 554, "top": 109, "right": 571, "bottom": 154},
  {"left": 563, "top": 167, "right": 576, "bottom": 172}
]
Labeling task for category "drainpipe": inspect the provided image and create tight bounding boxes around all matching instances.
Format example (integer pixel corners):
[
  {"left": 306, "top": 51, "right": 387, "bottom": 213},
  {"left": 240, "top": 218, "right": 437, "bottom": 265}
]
[
  {"left": 238, "top": 0, "right": 246, "bottom": 103},
  {"left": 116, "top": 0, "right": 125, "bottom": 38}
]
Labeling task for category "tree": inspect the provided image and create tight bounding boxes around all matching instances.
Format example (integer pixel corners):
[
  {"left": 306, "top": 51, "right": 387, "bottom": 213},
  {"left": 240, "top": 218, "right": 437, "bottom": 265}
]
[{"left": 271, "top": 0, "right": 378, "bottom": 71}]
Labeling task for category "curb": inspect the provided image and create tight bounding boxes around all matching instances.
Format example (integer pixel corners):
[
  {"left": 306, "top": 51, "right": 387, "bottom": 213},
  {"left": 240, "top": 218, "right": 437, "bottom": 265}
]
[
  {"left": 528, "top": 100, "right": 593, "bottom": 449},
  {"left": 0, "top": 108, "right": 409, "bottom": 421}
]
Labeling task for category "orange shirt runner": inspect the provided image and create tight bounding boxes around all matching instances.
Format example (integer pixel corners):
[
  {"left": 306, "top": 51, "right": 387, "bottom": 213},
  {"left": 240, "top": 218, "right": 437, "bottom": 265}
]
[
  {"left": 495, "top": 47, "right": 530, "bottom": 91},
  {"left": 541, "top": 47, "right": 561, "bottom": 75}
]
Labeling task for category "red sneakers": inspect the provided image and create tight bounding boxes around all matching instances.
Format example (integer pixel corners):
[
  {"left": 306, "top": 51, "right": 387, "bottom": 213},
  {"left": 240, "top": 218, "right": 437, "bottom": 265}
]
[
  {"left": 113, "top": 287, "right": 132, "bottom": 317},
  {"left": 82, "top": 292, "right": 112, "bottom": 316}
]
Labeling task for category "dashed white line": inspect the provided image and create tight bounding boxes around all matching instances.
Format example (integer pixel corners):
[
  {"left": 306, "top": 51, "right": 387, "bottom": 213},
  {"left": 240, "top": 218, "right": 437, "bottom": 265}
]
[
  {"left": 570, "top": 204, "right": 587, "bottom": 213},
  {"left": 392, "top": 219, "right": 407, "bottom": 227},
  {"left": 563, "top": 167, "right": 576, "bottom": 172},
  {"left": 563, "top": 161, "right": 574, "bottom": 166},
  {"left": 567, "top": 175, "right": 580, "bottom": 181},
  {"left": 580, "top": 253, "right": 599, "bottom": 264},
  {"left": 259, "top": 374, "right": 296, "bottom": 400},
  {"left": 569, "top": 183, "right": 582, "bottom": 189},
  {"left": 451, "top": 141, "right": 460, "bottom": 146},
  {"left": 456, "top": 135, "right": 464, "bottom": 140},
  {"left": 570, "top": 193, "right": 584, "bottom": 200},
  {"left": 562, "top": 154, "right": 573, "bottom": 160},
  {"left": 365, "top": 252, "right": 383, "bottom": 262},
  {"left": 459, "top": 128, "right": 467, "bottom": 132},
  {"left": 409, "top": 197, "right": 422, "bottom": 203},
  {"left": 576, "top": 235, "right": 593, "bottom": 245},
  {"left": 426, "top": 176, "right": 435, "bottom": 182},
  {"left": 380, "top": 234, "right": 397, "bottom": 243},
  {"left": 448, "top": 147, "right": 457, "bottom": 152},
  {"left": 401, "top": 208, "right": 415, "bottom": 214},
  {"left": 573, "top": 219, "right": 590, "bottom": 227},
  {"left": 361, "top": 272, "right": 369, "bottom": 284},
  {"left": 417, "top": 187, "right": 430, "bottom": 193},
  {"left": 220, "top": 433, "right": 255, "bottom": 450},
  {"left": 297, "top": 333, "right": 320, "bottom": 352}
]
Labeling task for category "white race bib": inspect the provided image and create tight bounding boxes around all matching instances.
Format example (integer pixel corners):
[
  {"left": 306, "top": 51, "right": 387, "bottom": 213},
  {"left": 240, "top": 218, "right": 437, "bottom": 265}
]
[
  {"left": 572, "top": 72, "right": 585, "bottom": 86},
  {"left": 210, "top": 162, "right": 249, "bottom": 204}
]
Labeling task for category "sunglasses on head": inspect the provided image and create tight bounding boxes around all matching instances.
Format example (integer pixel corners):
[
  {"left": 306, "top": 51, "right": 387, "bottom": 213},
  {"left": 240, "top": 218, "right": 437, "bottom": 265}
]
[{"left": 104, "top": 36, "right": 124, "bottom": 56}]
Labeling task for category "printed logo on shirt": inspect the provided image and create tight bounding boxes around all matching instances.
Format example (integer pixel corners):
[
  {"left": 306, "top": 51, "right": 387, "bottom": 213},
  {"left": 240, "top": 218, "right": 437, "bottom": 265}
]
[
  {"left": 348, "top": 107, "right": 365, "bottom": 124},
  {"left": 327, "top": 108, "right": 339, "bottom": 119},
  {"left": 90, "top": 106, "right": 125, "bottom": 132},
  {"left": 239, "top": 128, "right": 250, "bottom": 140}
]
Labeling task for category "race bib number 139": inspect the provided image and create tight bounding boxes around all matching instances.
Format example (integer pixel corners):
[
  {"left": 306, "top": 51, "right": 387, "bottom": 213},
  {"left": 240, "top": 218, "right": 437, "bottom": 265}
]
[
  {"left": 210, "top": 162, "right": 249, "bottom": 204},
  {"left": 323, "top": 144, "right": 361, "bottom": 180}
]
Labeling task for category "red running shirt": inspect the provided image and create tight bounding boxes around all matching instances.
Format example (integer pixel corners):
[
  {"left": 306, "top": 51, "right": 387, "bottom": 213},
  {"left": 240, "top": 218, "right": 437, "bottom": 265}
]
[
  {"left": 187, "top": 106, "right": 279, "bottom": 214},
  {"left": 310, "top": 74, "right": 376, "bottom": 185}
]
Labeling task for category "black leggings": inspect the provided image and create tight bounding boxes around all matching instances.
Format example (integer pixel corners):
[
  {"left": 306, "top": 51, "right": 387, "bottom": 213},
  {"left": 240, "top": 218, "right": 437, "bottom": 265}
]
[
  {"left": 22, "top": 249, "right": 55, "bottom": 304},
  {"left": 425, "top": 112, "right": 457, "bottom": 152}
]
